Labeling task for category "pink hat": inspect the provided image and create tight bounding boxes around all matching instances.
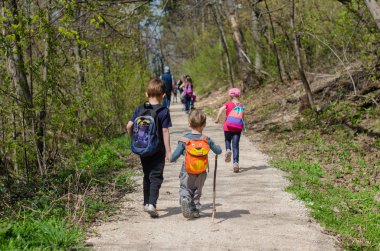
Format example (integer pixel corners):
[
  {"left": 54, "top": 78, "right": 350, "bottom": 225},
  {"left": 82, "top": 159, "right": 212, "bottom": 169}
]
[{"left": 228, "top": 88, "right": 241, "bottom": 97}]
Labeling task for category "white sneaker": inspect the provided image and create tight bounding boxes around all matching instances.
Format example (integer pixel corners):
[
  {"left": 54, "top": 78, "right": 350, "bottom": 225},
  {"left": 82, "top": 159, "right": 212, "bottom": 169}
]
[
  {"left": 225, "top": 149, "right": 232, "bottom": 163},
  {"left": 144, "top": 204, "right": 149, "bottom": 212},
  {"left": 146, "top": 204, "right": 159, "bottom": 218}
]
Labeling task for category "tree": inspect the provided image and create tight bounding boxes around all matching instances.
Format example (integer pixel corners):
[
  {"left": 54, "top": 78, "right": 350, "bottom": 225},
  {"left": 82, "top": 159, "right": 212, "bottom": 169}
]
[{"left": 290, "top": 0, "right": 315, "bottom": 111}]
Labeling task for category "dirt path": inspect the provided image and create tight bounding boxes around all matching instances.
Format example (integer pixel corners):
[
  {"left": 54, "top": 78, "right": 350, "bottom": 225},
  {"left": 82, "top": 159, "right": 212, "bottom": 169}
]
[{"left": 88, "top": 103, "right": 336, "bottom": 250}]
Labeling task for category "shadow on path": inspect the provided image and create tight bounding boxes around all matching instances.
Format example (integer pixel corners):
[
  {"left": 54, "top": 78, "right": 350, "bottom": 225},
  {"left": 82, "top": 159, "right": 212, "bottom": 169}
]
[
  {"left": 159, "top": 203, "right": 223, "bottom": 219},
  {"left": 202, "top": 209, "right": 251, "bottom": 224},
  {"left": 239, "top": 165, "right": 270, "bottom": 173}
]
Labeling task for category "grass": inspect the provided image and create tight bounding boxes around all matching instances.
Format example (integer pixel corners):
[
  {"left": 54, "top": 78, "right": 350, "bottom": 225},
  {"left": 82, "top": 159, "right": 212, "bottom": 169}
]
[
  {"left": 0, "top": 136, "right": 136, "bottom": 250},
  {"left": 0, "top": 217, "right": 84, "bottom": 250},
  {"left": 273, "top": 159, "right": 380, "bottom": 250}
]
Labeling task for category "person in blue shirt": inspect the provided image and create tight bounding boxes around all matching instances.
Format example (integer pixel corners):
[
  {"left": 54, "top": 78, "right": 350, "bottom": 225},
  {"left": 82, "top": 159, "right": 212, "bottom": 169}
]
[
  {"left": 170, "top": 109, "right": 222, "bottom": 218},
  {"left": 161, "top": 66, "right": 175, "bottom": 108}
]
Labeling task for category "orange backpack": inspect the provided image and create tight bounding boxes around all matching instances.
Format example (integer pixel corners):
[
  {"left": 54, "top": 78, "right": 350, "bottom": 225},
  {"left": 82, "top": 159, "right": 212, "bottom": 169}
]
[{"left": 180, "top": 136, "right": 210, "bottom": 174}]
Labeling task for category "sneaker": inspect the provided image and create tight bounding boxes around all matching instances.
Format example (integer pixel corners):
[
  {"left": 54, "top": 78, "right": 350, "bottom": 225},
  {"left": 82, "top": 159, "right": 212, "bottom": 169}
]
[
  {"left": 225, "top": 149, "right": 232, "bottom": 163},
  {"left": 233, "top": 163, "right": 239, "bottom": 173},
  {"left": 191, "top": 209, "right": 200, "bottom": 218},
  {"left": 181, "top": 199, "right": 192, "bottom": 218},
  {"left": 144, "top": 204, "right": 149, "bottom": 212},
  {"left": 146, "top": 204, "right": 159, "bottom": 218}
]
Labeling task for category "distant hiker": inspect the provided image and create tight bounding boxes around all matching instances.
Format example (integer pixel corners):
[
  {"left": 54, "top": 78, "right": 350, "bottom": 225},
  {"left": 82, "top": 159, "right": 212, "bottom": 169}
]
[
  {"left": 177, "top": 75, "right": 186, "bottom": 97},
  {"left": 181, "top": 76, "right": 194, "bottom": 113},
  {"left": 215, "top": 88, "right": 244, "bottom": 173},
  {"left": 170, "top": 109, "right": 222, "bottom": 218},
  {"left": 161, "top": 66, "right": 175, "bottom": 108},
  {"left": 127, "top": 78, "right": 172, "bottom": 218},
  {"left": 173, "top": 82, "right": 179, "bottom": 103}
]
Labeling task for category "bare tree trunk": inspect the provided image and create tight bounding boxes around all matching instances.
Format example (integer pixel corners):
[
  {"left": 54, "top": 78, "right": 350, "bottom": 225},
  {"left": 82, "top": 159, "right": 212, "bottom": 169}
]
[
  {"left": 251, "top": 0, "right": 263, "bottom": 73},
  {"left": 364, "top": 0, "right": 380, "bottom": 30},
  {"left": 74, "top": 6, "right": 86, "bottom": 94},
  {"left": 290, "top": 0, "right": 316, "bottom": 111},
  {"left": 224, "top": 0, "right": 255, "bottom": 91},
  {"left": 212, "top": 4, "right": 234, "bottom": 87},
  {"left": 264, "top": 0, "right": 285, "bottom": 83}
]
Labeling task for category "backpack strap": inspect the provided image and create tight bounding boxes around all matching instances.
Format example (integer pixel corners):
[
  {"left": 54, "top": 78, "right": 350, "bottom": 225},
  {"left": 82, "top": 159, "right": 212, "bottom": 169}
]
[{"left": 179, "top": 137, "right": 190, "bottom": 144}]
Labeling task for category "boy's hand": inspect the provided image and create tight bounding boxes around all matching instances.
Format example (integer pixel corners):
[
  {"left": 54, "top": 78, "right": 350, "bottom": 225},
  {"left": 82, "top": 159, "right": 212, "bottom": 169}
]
[
  {"left": 214, "top": 119, "right": 219, "bottom": 124},
  {"left": 166, "top": 151, "right": 172, "bottom": 162}
]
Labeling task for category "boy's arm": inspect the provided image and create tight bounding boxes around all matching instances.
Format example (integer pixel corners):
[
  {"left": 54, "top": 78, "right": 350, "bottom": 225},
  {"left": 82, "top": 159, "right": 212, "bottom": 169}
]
[
  {"left": 215, "top": 105, "right": 226, "bottom": 124},
  {"left": 207, "top": 138, "right": 222, "bottom": 155},
  {"left": 170, "top": 142, "right": 185, "bottom": 162},
  {"left": 162, "top": 128, "right": 172, "bottom": 161},
  {"left": 126, "top": 121, "right": 133, "bottom": 136}
]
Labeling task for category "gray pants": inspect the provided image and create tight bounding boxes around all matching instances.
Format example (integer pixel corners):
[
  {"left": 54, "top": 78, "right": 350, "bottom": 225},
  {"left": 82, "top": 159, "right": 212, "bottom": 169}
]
[{"left": 179, "top": 171, "right": 207, "bottom": 210}]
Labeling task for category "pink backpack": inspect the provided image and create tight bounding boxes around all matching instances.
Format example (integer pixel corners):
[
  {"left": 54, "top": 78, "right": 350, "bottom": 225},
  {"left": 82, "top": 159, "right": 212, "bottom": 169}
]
[
  {"left": 183, "top": 83, "right": 193, "bottom": 97},
  {"left": 225, "top": 103, "right": 244, "bottom": 131}
]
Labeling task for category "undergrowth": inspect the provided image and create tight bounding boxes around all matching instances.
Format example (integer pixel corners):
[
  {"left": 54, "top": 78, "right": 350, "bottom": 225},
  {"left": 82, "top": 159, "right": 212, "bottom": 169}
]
[
  {"left": 273, "top": 159, "right": 380, "bottom": 250},
  {"left": 0, "top": 136, "right": 136, "bottom": 250},
  {"left": 266, "top": 100, "right": 380, "bottom": 250}
]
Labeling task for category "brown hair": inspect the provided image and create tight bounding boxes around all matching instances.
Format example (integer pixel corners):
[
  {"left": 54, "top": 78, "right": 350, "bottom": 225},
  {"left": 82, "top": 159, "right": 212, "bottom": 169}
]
[
  {"left": 147, "top": 78, "right": 165, "bottom": 98},
  {"left": 189, "top": 109, "right": 206, "bottom": 129},
  {"left": 185, "top": 76, "right": 192, "bottom": 83}
]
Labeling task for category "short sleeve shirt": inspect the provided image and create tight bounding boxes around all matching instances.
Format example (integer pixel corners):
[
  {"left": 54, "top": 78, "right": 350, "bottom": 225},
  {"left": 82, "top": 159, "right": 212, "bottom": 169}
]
[
  {"left": 223, "top": 102, "right": 243, "bottom": 132},
  {"left": 129, "top": 104, "right": 172, "bottom": 150}
]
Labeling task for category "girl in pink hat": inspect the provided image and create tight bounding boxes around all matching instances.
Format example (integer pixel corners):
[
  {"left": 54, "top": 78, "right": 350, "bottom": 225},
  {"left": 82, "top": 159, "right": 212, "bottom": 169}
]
[{"left": 215, "top": 88, "right": 244, "bottom": 173}]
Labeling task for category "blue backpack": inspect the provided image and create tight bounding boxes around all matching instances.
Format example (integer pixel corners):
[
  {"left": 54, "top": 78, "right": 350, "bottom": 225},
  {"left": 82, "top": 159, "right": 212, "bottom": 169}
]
[{"left": 131, "top": 103, "right": 164, "bottom": 157}]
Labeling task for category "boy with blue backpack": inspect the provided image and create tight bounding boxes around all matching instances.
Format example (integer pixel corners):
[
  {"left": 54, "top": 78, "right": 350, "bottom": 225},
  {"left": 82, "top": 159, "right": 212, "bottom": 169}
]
[
  {"left": 215, "top": 88, "right": 244, "bottom": 173},
  {"left": 127, "top": 78, "right": 172, "bottom": 218}
]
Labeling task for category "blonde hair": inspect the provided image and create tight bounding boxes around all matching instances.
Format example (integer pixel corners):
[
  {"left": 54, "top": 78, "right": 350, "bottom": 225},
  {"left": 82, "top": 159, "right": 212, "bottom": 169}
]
[
  {"left": 189, "top": 109, "right": 206, "bottom": 129},
  {"left": 147, "top": 78, "right": 165, "bottom": 98}
]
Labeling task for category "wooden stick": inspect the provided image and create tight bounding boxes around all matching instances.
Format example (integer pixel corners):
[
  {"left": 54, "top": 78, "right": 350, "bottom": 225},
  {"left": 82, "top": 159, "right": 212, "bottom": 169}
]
[{"left": 212, "top": 154, "right": 218, "bottom": 223}]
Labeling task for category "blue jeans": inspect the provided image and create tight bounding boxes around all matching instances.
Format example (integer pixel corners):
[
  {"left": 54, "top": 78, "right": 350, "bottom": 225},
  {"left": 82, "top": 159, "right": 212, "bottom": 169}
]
[
  {"left": 185, "top": 95, "right": 191, "bottom": 112},
  {"left": 163, "top": 94, "right": 171, "bottom": 108},
  {"left": 224, "top": 131, "right": 241, "bottom": 164}
]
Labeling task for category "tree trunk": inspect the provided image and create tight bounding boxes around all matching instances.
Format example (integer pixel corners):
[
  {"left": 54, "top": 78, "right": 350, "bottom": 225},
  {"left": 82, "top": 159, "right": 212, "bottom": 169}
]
[
  {"left": 224, "top": 0, "right": 255, "bottom": 91},
  {"left": 212, "top": 4, "right": 234, "bottom": 87},
  {"left": 364, "top": 0, "right": 380, "bottom": 30},
  {"left": 264, "top": 0, "right": 285, "bottom": 83},
  {"left": 290, "top": 0, "right": 316, "bottom": 112},
  {"left": 250, "top": 0, "right": 263, "bottom": 73}
]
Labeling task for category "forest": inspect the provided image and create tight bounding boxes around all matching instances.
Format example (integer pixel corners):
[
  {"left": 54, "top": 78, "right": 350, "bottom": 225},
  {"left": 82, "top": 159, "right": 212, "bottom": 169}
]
[{"left": 0, "top": 0, "right": 379, "bottom": 250}]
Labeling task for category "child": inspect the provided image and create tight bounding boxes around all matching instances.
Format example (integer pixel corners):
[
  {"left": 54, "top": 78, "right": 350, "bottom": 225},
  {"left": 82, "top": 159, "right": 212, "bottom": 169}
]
[
  {"left": 181, "top": 76, "right": 193, "bottom": 113},
  {"left": 214, "top": 88, "right": 244, "bottom": 173},
  {"left": 127, "top": 78, "right": 172, "bottom": 218},
  {"left": 170, "top": 110, "right": 222, "bottom": 218}
]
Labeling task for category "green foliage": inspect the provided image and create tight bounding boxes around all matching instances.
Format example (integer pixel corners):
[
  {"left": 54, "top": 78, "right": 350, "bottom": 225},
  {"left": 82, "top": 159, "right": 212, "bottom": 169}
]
[
  {"left": 78, "top": 136, "right": 131, "bottom": 175},
  {"left": 0, "top": 217, "right": 84, "bottom": 250},
  {"left": 177, "top": 30, "right": 232, "bottom": 94},
  {"left": 0, "top": 136, "right": 136, "bottom": 249},
  {"left": 273, "top": 159, "right": 380, "bottom": 250}
]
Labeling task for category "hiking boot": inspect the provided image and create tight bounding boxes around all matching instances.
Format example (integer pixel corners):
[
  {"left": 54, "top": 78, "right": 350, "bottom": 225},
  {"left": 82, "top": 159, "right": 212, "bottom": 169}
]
[
  {"left": 225, "top": 149, "right": 232, "bottom": 163},
  {"left": 144, "top": 204, "right": 149, "bottom": 212},
  {"left": 233, "top": 163, "right": 239, "bottom": 173},
  {"left": 146, "top": 204, "right": 159, "bottom": 218},
  {"left": 191, "top": 209, "right": 200, "bottom": 218},
  {"left": 181, "top": 199, "right": 192, "bottom": 218}
]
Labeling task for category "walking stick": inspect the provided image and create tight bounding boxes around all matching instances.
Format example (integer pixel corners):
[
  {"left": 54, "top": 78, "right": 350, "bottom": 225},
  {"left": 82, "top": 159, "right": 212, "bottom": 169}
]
[{"left": 212, "top": 154, "right": 218, "bottom": 223}]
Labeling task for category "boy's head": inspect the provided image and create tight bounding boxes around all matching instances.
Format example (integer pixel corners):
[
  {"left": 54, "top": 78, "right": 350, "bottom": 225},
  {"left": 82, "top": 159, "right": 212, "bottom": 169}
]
[
  {"left": 228, "top": 88, "right": 241, "bottom": 98},
  {"left": 189, "top": 109, "right": 207, "bottom": 130},
  {"left": 147, "top": 78, "right": 166, "bottom": 101}
]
